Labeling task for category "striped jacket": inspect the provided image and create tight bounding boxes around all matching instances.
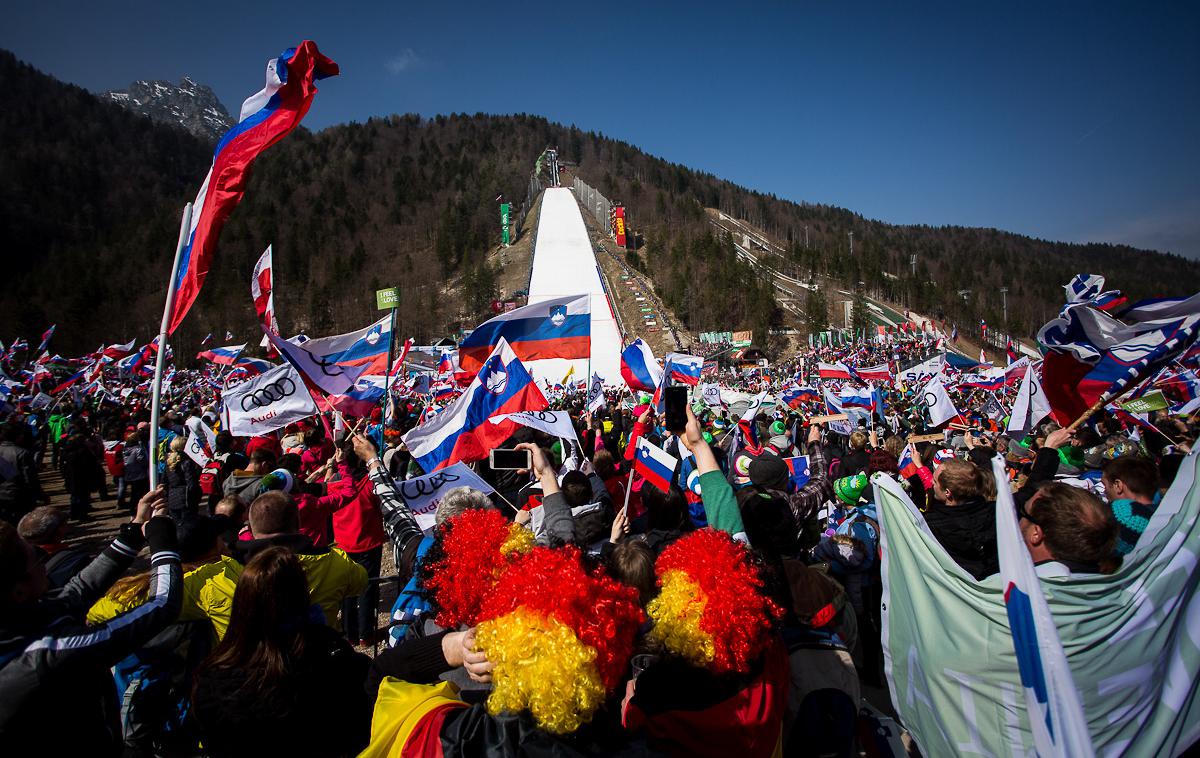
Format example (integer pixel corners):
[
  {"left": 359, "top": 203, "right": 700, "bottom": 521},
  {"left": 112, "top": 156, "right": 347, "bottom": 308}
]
[{"left": 0, "top": 518, "right": 182, "bottom": 753}]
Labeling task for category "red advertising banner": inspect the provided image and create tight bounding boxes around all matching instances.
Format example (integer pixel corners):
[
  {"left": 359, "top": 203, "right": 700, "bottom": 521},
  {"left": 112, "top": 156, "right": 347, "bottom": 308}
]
[{"left": 613, "top": 205, "right": 627, "bottom": 248}]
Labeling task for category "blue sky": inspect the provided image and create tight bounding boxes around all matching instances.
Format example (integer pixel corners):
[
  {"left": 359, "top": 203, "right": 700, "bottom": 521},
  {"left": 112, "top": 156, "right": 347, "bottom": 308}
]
[{"left": 5, "top": 1, "right": 1198, "bottom": 257}]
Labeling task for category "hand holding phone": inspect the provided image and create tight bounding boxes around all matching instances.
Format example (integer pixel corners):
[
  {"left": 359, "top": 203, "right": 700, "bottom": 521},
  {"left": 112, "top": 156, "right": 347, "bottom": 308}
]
[{"left": 489, "top": 448, "right": 532, "bottom": 470}]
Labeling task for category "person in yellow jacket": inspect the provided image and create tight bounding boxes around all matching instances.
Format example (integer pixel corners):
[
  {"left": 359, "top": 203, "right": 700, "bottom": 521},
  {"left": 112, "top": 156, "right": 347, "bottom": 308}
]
[{"left": 89, "top": 492, "right": 366, "bottom": 640}]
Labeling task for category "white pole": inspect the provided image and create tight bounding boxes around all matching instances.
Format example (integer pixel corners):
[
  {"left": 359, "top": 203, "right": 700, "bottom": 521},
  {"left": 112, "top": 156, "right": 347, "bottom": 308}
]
[{"left": 149, "top": 203, "right": 193, "bottom": 490}]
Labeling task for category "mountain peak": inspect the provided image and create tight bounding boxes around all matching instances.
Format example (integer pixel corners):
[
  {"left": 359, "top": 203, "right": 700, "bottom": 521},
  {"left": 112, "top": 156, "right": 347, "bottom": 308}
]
[{"left": 103, "top": 76, "right": 233, "bottom": 141}]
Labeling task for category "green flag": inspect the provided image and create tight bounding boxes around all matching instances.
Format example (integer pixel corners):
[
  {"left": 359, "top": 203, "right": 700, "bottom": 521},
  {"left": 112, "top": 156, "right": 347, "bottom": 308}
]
[{"left": 874, "top": 458, "right": 1200, "bottom": 757}]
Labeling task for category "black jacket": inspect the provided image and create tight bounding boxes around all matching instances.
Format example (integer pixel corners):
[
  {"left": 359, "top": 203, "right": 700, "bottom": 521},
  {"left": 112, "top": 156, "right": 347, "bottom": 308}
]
[
  {"left": 924, "top": 498, "right": 999, "bottom": 580},
  {"left": 0, "top": 520, "right": 181, "bottom": 756},
  {"left": 191, "top": 623, "right": 371, "bottom": 758}
]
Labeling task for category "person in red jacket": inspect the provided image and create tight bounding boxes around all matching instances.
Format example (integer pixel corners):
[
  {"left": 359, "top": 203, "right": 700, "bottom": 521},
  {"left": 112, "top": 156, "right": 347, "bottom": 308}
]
[
  {"left": 257, "top": 451, "right": 354, "bottom": 549},
  {"left": 331, "top": 446, "right": 387, "bottom": 647}
]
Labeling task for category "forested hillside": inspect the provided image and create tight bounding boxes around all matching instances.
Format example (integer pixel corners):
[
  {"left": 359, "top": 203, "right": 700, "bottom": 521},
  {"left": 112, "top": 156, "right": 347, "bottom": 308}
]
[{"left": 3, "top": 48, "right": 1197, "bottom": 359}]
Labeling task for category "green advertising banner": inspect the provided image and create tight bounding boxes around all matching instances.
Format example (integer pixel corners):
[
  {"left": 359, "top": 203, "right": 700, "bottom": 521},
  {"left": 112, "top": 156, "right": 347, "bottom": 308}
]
[
  {"left": 376, "top": 287, "right": 399, "bottom": 310},
  {"left": 1121, "top": 390, "right": 1169, "bottom": 414},
  {"left": 500, "top": 203, "right": 511, "bottom": 245}
]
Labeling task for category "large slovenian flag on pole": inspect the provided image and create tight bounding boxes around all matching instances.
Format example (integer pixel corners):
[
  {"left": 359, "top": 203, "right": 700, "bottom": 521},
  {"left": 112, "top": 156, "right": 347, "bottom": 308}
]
[
  {"left": 402, "top": 338, "right": 548, "bottom": 472},
  {"left": 167, "top": 42, "right": 338, "bottom": 334},
  {"left": 196, "top": 343, "right": 247, "bottom": 366},
  {"left": 620, "top": 338, "right": 663, "bottom": 393},
  {"left": 458, "top": 294, "right": 590, "bottom": 374},
  {"left": 991, "top": 456, "right": 1095, "bottom": 757}
]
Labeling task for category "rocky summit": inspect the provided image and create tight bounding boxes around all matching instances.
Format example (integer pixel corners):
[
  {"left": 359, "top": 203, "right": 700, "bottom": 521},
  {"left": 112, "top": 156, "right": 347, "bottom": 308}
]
[{"left": 103, "top": 76, "right": 233, "bottom": 141}]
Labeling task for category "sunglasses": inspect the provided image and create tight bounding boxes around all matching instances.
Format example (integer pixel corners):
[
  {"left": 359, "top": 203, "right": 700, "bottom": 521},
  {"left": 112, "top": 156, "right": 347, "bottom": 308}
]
[{"left": 1016, "top": 497, "right": 1041, "bottom": 526}]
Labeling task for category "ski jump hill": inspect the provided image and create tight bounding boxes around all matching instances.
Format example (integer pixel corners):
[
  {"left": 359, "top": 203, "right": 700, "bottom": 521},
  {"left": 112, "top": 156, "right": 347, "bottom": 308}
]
[{"left": 526, "top": 187, "right": 624, "bottom": 385}]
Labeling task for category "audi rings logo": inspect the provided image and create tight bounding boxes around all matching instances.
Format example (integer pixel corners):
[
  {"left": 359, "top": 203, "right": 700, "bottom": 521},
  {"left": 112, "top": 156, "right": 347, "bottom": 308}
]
[{"left": 240, "top": 378, "right": 296, "bottom": 411}]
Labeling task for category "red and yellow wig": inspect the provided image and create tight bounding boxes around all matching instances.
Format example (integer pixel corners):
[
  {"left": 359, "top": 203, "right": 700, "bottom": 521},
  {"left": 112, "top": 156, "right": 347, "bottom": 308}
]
[
  {"left": 475, "top": 545, "right": 644, "bottom": 734},
  {"left": 647, "top": 528, "right": 782, "bottom": 674},
  {"left": 419, "top": 508, "right": 534, "bottom": 628}
]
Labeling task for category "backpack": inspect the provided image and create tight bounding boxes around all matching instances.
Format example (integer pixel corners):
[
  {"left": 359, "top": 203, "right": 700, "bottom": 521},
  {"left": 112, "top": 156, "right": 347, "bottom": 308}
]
[{"left": 198, "top": 459, "right": 224, "bottom": 496}]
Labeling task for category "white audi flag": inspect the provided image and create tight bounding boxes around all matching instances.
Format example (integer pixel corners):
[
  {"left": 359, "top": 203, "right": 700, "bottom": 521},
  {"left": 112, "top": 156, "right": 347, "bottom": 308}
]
[{"left": 221, "top": 362, "right": 318, "bottom": 437}]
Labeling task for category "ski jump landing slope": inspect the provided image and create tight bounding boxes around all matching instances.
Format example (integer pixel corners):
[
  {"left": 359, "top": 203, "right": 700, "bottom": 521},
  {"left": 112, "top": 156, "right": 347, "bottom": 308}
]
[{"left": 526, "top": 187, "right": 623, "bottom": 385}]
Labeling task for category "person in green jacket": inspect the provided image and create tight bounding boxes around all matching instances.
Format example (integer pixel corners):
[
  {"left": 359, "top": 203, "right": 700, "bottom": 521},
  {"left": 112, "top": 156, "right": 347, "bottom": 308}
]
[{"left": 677, "top": 406, "right": 749, "bottom": 544}]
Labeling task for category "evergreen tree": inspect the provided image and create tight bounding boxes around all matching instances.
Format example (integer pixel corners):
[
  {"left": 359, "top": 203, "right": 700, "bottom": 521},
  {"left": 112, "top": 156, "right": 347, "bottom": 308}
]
[{"left": 805, "top": 280, "right": 829, "bottom": 335}]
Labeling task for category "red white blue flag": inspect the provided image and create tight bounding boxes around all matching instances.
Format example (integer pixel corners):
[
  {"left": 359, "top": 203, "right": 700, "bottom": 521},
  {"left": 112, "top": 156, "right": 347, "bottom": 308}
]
[
  {"left": 634, "top": 436, "right": 676, "bottom": 493},
  {"left": 167, "top": 42, "right": 338, "bottom": 333},
  {"left": 620, "top": 338, "right": 663, "bottom": 393},
  {"left": 663, "top": 352, "right": 703, "bottom": 386},
  {"left": 401, "top": 338, "right": 548, "bottom": 472},
  {"left": 196, "top": 343, "right": 246, "bottom": 366},
  {"left": 252, "top": 245, "right": 280, "bottom": 358},
  {"left": 991, "top": 455, "right": 1094, "bottom": 757},
  {"left": 458, "top": 294, "right": 590, "bottom": 374}
]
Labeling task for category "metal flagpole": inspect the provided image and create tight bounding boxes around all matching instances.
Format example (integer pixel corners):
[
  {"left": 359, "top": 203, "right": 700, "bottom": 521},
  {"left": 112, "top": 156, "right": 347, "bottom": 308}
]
[{"left": 149, "top": 203, "right": 193, "bottom": 490}]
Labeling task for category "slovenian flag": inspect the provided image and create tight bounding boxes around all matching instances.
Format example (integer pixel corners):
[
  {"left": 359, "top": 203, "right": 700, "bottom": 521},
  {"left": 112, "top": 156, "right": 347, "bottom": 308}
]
[
  {"left": 664, "top": 352, "right": 704, "bottom": 386},
  {"left": 167, "top": 42, "right": 339, "bottom": 333},
  {"left": 634, "top": 436, "right": 677, "bottom": 494},
  {"left": 37, "top": 325, "right": 55, "bottom": 354},
  {"left": 401, "top": 338, "right": 548, "bottom": 472},
  {"left": 621, "top": 338, "right": 663, "bottom": 393},
  {"left": 437, "top": 351, "right": 455, "bottom": 375},
  {"left": 783, "top": 456, "right": 810, "bottom": 491},
  {"left": 458, "top": 294, "right": 591, "bottom": 374},
  {"left": 50, "top": 368, "right": 87, "bottom": 395},
  {"left": 196, "top": 343, "right": 247, "bottom": 366},
  {"left": 898, "top": 445, "right": 920, "bottom": 479},
  {"left": 839, "top": 387, "right": 874, "bottom": 410}
]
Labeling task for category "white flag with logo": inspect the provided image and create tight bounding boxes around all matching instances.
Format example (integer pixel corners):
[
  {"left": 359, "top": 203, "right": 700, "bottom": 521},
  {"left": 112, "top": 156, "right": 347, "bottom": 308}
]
[
  {"left": 1007, "top": 365, "right": 1052, "bottom": 435},
  {"left": 921, "top": 375, "right": 960, "bottom": 427},
  {"left": 700, "top": 383, "right": 725, "bottom": 409},
  {"left": 491, "top": 409, "right": 580, "bottom": 446},
  {"left": 221, "top": 362, "right": 318, "bottom": 437},
  {"left": 587, "top": 372, "right": 606, "bottom": 413},
  {"left": 391, "top": 462, "right": 496, "bottom": 533},
  {"left": 184, "top": 416, "right": 219, "bottom": 456},
  {"left": 183, "top": 427, "right": 213, "bottom": 467}
]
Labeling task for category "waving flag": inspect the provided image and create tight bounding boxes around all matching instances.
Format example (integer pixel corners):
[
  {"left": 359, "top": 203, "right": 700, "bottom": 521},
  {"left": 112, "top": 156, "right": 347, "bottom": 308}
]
[
  {"left": 329, "top": 375, "right": 389, "bottom": 418},
  {"left": 817, "top": 361, "right": 853, "bottom": 380},
  {"left": 736, "top": 391, "right": 768, "bottom": 455},
  {"left": 897, "top": 445, "right": 919, "bottom": 479},
  {"left": 663, "top": 352, "right": 704, "bottom": 386},
  {"left": 634, "top": 437, "right": 677, "bottom": 493},
  {"left": 1007, "top": 365, "right": 1053, "bottom": 435},
  {"left": 402, "top": 338, "right": 548, "bottom": 472},
  {"left": 458, "top": 294, "right": 590, "bottom": 374},
  {"left": 1064, "top": 273, "right": 1126, "bottom": 312},
  {"left": 49, "top": 368, "right": 86, "bottom": 395},
  {"left": 960, "top": 367, "right": 1006, "bottom": 391},
  {"left": 992, "top": 456, "right": 1095, "bottom": 757},
  {"left": 252, "top": 245, "right": 281, "bottom": 358},
  {"left": 620, "top": 339, "right": 663, "bottom": 393},
  {"left": 1006, "top": 338, "right": 1019, "bottom": 365},
  {"left": 102, "top": 339, "right": 137, "bottom": 359},
  {"left": 853, "top": 363, "right": 891, "bottom": 382},
  {"left": 780, "top": 384, "right": 818, "bottom": 409},
  {"left": 264, "top": 326, "right": 370, "bottom": 397},
  {"left": 783, "top": 456, "right": 811, "bottom": 491},
  {"left": 196, "top": 343, "right": 247, "bottom": 366},
  {"left": 436, "top": 351, "right": 454, "bottom": 375},
  {"left": 167, "top": 42, "right": 339, "bottom": 333},
  {"left": 1038, "top": 292, "right": 1200, "bottom": 425},
  {"left": 37, "top": 325, "right": 55, "bottom": 354},
  {"left": 920, "top": 375, "right": 960, "bottom": 427},
  {"left": 839, "top": 387, "right": 874, "bottom": 410}
]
